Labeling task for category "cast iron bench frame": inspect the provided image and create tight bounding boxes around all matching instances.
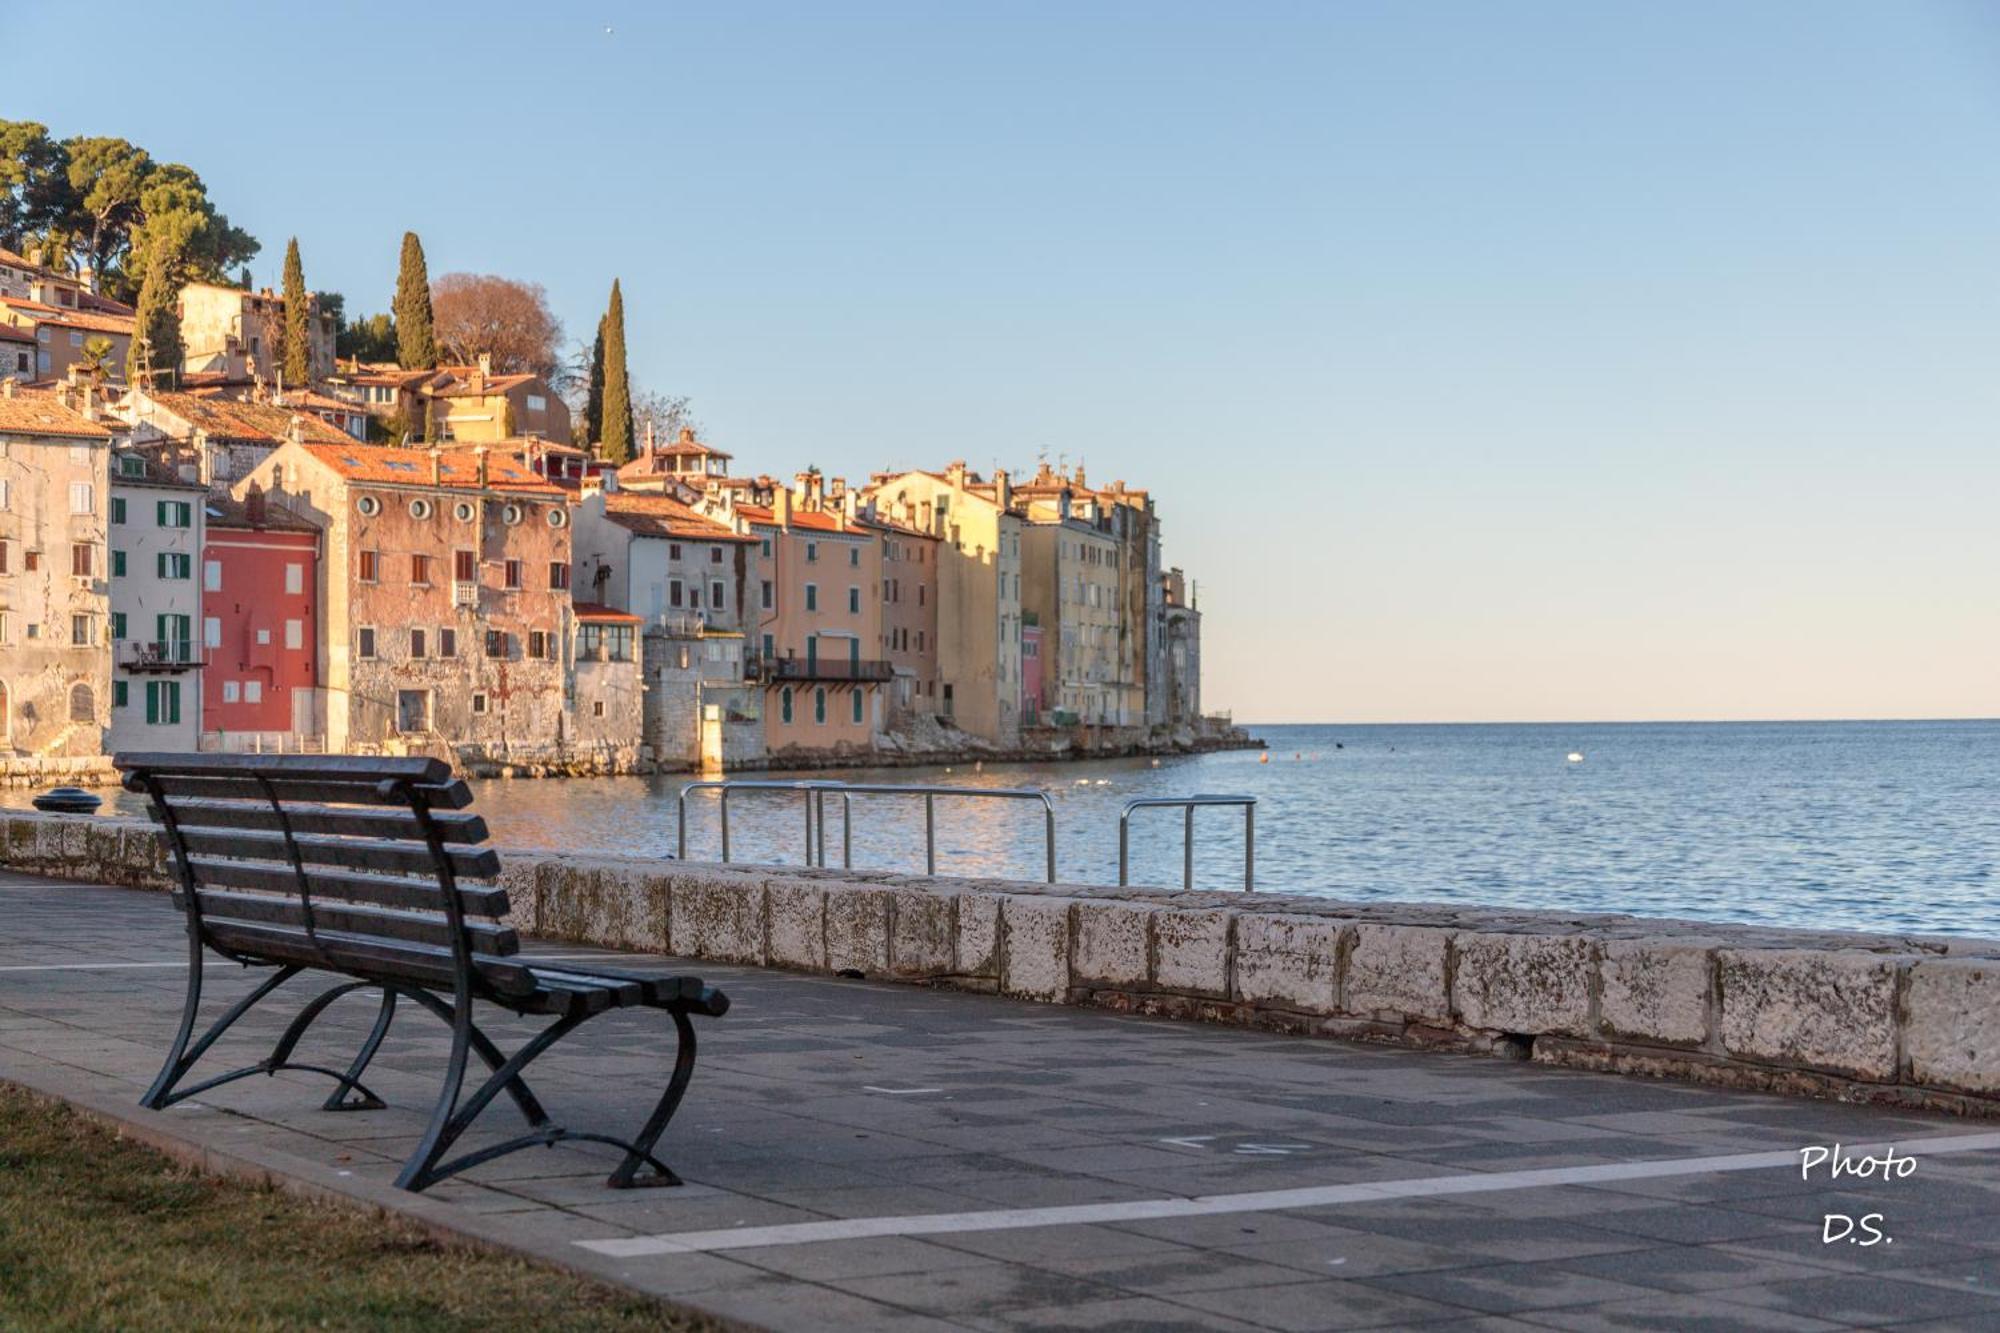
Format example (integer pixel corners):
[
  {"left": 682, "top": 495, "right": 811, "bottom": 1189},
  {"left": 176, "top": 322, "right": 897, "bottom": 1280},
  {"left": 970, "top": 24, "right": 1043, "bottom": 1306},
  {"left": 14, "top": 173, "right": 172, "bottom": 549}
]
[{"left": 114, "top": 752, "right": 728, "bottom": 1193}]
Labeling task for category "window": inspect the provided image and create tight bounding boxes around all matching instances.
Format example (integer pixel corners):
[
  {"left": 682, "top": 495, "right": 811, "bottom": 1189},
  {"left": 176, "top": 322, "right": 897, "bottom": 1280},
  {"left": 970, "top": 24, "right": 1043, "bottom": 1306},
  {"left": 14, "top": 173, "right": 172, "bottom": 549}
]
[
  {"left": 454, "top": 549, "right": 476, "bottom": 582},
  {"left": 669, "top": 543, "right": 682, "bottom": 561},
  {"left": 357, "top": 626, "right": 377, "bottom": 659},
  {"left": 157, "top": 552, "right": 191, "bottom": 580},
  {"left": 157, "top": 500, "right": 191, "bottom": 528},
  {"left": 395, "top": 689, "right": 429, "bottom": 734},
  {"left": 471, "top": 692, "right": 488, "bottom": 715},
  {"left": 71, "top": 614, "right": 92, "bottom": 645},
  {"left": 67, "top": 482, "right": 92, "bottom": 514},
  {"left": 256, "top": 628, "right": 270, "bottom": 645},
  {"left": 853, "top": 690, "right": 863, "bottom": 724},
  {"left": 144, "top": 681, "right": 181, "bottom": 726},
  {"left": 358, "top": 550, "right": 379, "bottom": 582},
  {"left": 849, "top": 546, "right": 859, "bottom": 567},
  {"left": 485, "top": 629, "right": 506, "bottom": 658},
  {"left": 814, "top": 687, "right": 826, "bottom": 725},
  {"left": 607, "top": 625, "right": 633, "bottom": 661},
  {"left": 24, "top": 550, "right": 39, "bottom": 572},
  {"left": 284, "top": 619, "right": 302, "bottom": 650},
  {"left": 71, "top": 543, "right": 92, "bottom": 577},
  {"left": 806, "top": 541, "right": 818, "bottom": 563},
  {"left": 410, "top": 553, "right": 431, "bottom": 585},
  {"left": 710, "top": 580, "right": 725, "bottom": 608},
  {"left": 762, "top": 633, "right": 773, "bottom": 660},
  {"left": 668, "top": 578, "right": 683, "bottom": 608},
  {"left": 528, "top": 630, "right": 547, "bottom": 659},
  {"left": 549, "top": 561, "right": 570, "bottom": 590},
  {"left": 109, "top": 496, "right": 123, "bottom": 524},
  {"left": 202, "top": 558, "right": 220, "bottom": 590},
  {"left": 222, "top": 680, "right": 241, "bottom": 705},
  {"left": 285, "top": 563, "right": 303, "bottom": 595},
  {"left": 410, "top": 627, "right": 427, "bottom": 659},
  {"left": 592, "top": 700, "right": 605, "bottom": 718},
  {"left": 780, "top": 687, "right": 793, "bottom": 724},
  {"left": 526, "top": 393, "right": 546, "bottom": 411},
  {"left": 760, "top": 580, "right": 773, "bottom": 610},
  {"left": 805, "top": 584, "right": 818, "bottom": 612},
  {"left": 244, "top": 680, "right": 262, "bottom": 703},
  {"left": 504, "top": 559, "right": 522, "bottom": 589},
  {"left": 760, "top": 538, "right": 772, "bottom": 557},
  {"left": 0, "top": 539, "right": 6, "bottom": 572},
  {"left": 709, "top": 546, "right": 723, "bottom": 564},
  {"left": 848, "top": 586, "right": 860, "bottom": 614},
  {"left": 438, "top": 627, "right": 457, "bottom": 658},
  {"left": 111, "top": 612, "right": 127, "bottom": 640},
  {"left": 112, "top": 680, "right": 127, "bottom": 707}
]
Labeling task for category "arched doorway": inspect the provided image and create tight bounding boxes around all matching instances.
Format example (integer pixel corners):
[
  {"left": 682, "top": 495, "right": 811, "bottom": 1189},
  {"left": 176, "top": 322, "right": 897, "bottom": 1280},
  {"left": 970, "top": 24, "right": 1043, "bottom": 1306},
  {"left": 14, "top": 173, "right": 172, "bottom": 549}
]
[{"left": 69, "top": 682, "right": 94, "bottom": 723}]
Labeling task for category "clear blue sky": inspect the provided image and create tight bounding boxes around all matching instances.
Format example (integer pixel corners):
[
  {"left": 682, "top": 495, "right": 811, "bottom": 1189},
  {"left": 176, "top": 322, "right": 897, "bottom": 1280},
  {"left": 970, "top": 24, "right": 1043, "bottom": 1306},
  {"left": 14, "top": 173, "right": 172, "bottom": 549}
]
[{"left": 13, "top": 2, "right": 1999, "bottom": 722}]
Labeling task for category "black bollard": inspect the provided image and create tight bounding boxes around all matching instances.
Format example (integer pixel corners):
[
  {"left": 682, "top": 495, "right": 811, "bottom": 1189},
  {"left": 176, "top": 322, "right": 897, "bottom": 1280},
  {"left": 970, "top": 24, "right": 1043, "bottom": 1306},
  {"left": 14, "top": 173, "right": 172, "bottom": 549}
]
[{"left": 31, "top": 787, "right": 102, "bottom": 814}]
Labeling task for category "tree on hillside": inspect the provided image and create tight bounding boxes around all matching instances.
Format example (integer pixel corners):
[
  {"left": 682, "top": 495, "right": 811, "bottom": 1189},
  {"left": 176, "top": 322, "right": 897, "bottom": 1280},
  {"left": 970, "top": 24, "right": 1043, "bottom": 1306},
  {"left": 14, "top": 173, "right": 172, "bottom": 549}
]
[
  {"left": 632, "top": 390, "right": 697, "bottom": 449},
  {"left": 337, "top": 310, "right": 397, "bottom": 363},
  {"left": 127, "top": 241, "right": 185, "bottom": 385},
  {"left": 583, "top": 319, "right": 606, "bottom": 445},
  {"left": 121, "top": 163, "right": 258, "bottom": 301},
  {"left": 0, "top": 122, "right": 73, "bottom": 252},
  {"left": 78, "top": 335, "right": 114, "bottom": 379},
  {"left": 599, "top": 278, "right": 633, "bottom": 464},
  {"left": 429, "top": 272, "right": 564, "bottom": 379},
  {"left": 394, "top": 232, "right": 436, "bottom": 369},
  {"left": 63, "top": 137, "right": 151, "bottom": 281},
  {"left": 281, "top": 238, "right": 311, "bottom": 387}
]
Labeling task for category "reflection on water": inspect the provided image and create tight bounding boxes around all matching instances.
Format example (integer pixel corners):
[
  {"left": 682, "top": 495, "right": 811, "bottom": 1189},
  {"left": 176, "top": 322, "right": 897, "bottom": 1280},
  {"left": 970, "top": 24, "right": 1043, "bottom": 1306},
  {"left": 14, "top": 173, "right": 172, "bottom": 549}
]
[{"left": 26, "top": 720, "right": 1997, "bottom": 936}]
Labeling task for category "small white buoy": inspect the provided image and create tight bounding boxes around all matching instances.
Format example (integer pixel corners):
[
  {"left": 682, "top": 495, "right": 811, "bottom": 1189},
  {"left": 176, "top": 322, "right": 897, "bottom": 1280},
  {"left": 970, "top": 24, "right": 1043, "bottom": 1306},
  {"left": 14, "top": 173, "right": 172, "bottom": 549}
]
[
  {"left": 1094, "top": 779, "right": 1109, "bottom": 786},
  {"left": 1567, "top": 751, "right": 1584, "bottom": 764}
]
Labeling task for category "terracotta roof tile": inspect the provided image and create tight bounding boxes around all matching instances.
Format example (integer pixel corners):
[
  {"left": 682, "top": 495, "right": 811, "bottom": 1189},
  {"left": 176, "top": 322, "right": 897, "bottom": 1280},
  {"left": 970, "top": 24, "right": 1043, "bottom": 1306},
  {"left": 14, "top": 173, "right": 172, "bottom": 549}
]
[
  {"left": 572, "top": 602, "right": 642, "bottom": 623},
  {"left": 300, "top": 442, "right": 566, "bottom": 496},
  {"left": 0, "top": 390, "right": 113, "bottom": 438},
  {"left": 136, "top": 392, "right": 354, "bottom": 447},
  {"left": 602, "top": 492, "right": 754, "bottom": 542}
]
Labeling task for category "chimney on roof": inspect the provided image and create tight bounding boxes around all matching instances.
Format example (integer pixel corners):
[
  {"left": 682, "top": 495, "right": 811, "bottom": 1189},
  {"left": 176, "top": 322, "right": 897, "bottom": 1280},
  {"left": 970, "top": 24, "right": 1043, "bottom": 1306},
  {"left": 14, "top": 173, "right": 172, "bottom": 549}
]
[
  {"left": 430, "top": 445, "right": 442, "bottom": 486},
  {"left": 1, "top": 377, "right": 14, "bottom": 399},
  {"left": 946, "top": 460, "right": 968, "bottom": 490},
  {"left": 775, "top": 487, "right": 793, "bottom": 526},
  {"left": 474, "top": 445, "right": 489, "bottom": 488},
  {"left": 993, "top": 468, "right": 1011, "bottom": 512},
  {"left": 285, "top": 415, "right": 305, "bottom": 446},
  {"left": 477, "top": 352, "right": 492, "bottom": 376},
  {"left": 245, "top": 481, "right": 267, "bottom": 529}
]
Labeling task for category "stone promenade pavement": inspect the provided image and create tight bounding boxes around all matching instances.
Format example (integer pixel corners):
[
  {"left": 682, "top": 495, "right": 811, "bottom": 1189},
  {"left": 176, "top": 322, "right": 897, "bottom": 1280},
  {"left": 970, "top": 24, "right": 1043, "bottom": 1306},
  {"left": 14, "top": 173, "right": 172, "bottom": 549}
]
[{"left": 4, "top": 870, "right": 2000, "bottom": 1332}]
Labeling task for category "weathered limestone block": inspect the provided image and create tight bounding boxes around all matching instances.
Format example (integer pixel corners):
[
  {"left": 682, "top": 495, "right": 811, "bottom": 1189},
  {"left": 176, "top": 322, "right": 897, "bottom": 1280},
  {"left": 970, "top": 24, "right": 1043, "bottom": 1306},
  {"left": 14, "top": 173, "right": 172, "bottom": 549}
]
[
  {"left": 1344, "top": 924, "right": 1453, "bottom": 1023},
  {"left": 1719, "top": 949, "right": 1902, "bottom": 1080},
  {"left": 889, "top": 887, "right": 955, "bottom": 977},
  {"left": 1235, "top": 914, "right": 1344, "bottom": 1013},
  {"left": 1073, "top": 900, "right": 1155, "bottom": 988},
  {"left": 1153, "top": 907, "right": 1233, "bottom": 997},
  {"left": 495, "top": 858, "right": 543, "bottom": 935},
  {"left": 764, "top": 877, "right": 828, "bottom": 971},
  {"left": 826, "top": 885, "right": 893, "bottom": 975},
  {"left": 539, "top": 864, "right": 619, "bottom": 945},
  {"left": 668, "top": 870, "right": 768, "bottom": 965},
  {"left": 1001, "top": 896, "right": 1075, "bottom": 1001},
  {"left": 1599, "top": 937, "right": 1716, "bottom": 1046},
  {"left": 1454, "top": 932, "right": 1595, "bottom": 1037},
  {"left": 1906, "top": 959, "right": 2000, "bottom": 1094},
  {"left": 955, "top": 891, "right": 1003, "bottom": 978}
]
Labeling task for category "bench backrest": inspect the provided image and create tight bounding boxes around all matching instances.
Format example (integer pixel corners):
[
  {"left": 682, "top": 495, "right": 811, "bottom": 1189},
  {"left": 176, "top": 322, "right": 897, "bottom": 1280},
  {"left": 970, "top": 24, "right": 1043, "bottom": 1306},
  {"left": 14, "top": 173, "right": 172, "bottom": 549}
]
[{"left": 112, "top": 753, "right": 534, "bottom": 1000}]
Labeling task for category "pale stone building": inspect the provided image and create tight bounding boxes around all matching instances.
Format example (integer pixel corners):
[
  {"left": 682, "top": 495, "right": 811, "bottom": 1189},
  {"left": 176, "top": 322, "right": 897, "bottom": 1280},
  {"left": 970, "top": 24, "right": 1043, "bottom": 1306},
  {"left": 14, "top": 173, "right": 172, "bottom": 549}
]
[
  {"left": 178, "top": 282, "right": 336, "bottom": 386},
  {"left": 106, "top": 452, "right": 207, "bottom": 753},
  {"left": 1161, "top": 567, "right": 1202, "bottom": 726},
  {"left": 0, "top": 382, "right": 114, "bottom": 767}
]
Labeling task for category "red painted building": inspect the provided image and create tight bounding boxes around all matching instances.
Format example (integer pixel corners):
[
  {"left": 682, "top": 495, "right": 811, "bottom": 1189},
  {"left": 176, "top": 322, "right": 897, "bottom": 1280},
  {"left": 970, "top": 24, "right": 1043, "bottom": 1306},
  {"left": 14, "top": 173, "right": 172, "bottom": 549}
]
[{"left": 201, "top": 485, "right": 323, "bottom": 748}]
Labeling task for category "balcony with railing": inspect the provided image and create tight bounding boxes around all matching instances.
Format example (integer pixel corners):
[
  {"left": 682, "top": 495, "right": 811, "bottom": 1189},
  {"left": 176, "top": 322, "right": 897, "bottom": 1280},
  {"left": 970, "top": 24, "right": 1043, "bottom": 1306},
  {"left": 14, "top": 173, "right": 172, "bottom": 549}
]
[
  {"left": 452, "top": 581, "right": 480, "bottom": 608},
  {"left": 122, "top": 640, "right": 203, "bottom": 673},
  {"left": 752, "top": 654, "right": 894, "bottom": 684}
]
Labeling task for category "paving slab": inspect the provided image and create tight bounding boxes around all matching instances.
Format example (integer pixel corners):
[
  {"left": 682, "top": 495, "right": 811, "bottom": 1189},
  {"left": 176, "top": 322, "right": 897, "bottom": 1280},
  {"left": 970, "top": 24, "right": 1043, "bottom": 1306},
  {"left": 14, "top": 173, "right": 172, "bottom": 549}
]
[{"left": 0, "top": 873, "right": 1996, "bottom": 1331}]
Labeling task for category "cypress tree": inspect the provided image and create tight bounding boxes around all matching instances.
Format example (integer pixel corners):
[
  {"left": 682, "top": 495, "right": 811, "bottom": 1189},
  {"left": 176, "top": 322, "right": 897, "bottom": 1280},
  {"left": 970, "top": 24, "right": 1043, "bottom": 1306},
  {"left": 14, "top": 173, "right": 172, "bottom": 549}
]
[
  {"left": 280, "top": 237, "right": 311, "bottom": 387},
  {"left": 599, "top": 279, "right": 633, "bottom": 464},
  {"left": 393, "top": 231, "right": 436, "bottom": 369},
  {"left": 583, "top": 317, "right": 606, "bottom": 445},
  {"left": 127, "top": 242, "right": 184, "bottom": 386}
]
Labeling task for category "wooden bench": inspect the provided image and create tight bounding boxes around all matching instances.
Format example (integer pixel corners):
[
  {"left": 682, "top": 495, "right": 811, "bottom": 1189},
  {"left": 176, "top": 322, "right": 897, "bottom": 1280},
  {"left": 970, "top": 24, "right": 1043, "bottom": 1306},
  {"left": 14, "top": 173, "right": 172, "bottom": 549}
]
[{"left": 113, "top": 752, "right": 728, "bottom": 1193}]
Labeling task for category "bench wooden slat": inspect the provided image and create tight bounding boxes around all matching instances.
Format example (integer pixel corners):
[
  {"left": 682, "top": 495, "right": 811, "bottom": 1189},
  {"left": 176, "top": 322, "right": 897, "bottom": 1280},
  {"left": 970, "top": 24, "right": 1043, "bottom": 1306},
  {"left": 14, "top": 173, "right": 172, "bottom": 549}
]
[
  {"left": 527, "top": 968, "right": 647, "bottom": 1007},
  {"left": 124, "top": 772, "right": 475, "bottom": 809},
  {"left": 114, "top": 752, "right": 451, "bottom": 783},
  {"left": 181, "top": 889, "right": 519, "bottom": 956},
  {"left": 151, "top": 799, "right": 490, "bottom": 846},
  {"left": 201, "top": 920, "right": 538, "bottom": 999},
  {"left": 168, "top": 826, "right": 500, "bottom": 881},
  {"left": 186, "top": 855, "right": 508, "bottom": 917}
]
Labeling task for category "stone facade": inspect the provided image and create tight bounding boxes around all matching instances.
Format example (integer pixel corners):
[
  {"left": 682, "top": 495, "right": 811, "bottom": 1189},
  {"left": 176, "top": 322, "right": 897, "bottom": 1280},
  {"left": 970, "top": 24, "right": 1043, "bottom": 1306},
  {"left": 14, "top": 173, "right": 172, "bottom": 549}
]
[{"left": 12, "top": 808, "right": 2000, "bottom": 1116}]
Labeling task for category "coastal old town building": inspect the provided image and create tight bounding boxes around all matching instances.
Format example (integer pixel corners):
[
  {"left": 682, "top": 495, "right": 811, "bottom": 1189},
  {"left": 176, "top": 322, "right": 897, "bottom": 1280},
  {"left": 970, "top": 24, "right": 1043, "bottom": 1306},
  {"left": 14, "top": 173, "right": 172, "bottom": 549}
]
[
  {"left": 199, "top": 487, "right": 322, "bottom": 751},
  {"left": 106, "top": 451, "right": 207, "bottom": 754}
]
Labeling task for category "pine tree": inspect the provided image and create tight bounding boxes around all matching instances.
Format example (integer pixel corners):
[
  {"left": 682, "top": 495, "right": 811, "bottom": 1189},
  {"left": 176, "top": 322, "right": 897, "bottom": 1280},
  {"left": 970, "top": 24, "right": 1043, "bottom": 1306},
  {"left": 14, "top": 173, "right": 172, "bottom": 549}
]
[
  {"left": 393, "top": 231, "right": 436, "bottom": 369},
  {"left": 280, "top": 237, "right": 311, "bottom": 387},
  {"left": 127, "top": 241, "right": 184, "bottom": 386},
  {"left": 599, "top": 279, "right": 633, "bottom": 464},
  {"left": 584, "top": 318, "right": 606, "bottom": 445}
]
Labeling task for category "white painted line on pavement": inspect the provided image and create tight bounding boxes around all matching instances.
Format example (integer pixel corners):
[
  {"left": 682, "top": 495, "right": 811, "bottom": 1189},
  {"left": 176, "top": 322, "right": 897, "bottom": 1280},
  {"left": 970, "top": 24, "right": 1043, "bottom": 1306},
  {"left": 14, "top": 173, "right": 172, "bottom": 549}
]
[
  {"left": 576, "top": 1130, "right": 2000, "bottom": 1258},
  {"left": 863, "top": 1086, "right": 945, "bottom": 1095}
]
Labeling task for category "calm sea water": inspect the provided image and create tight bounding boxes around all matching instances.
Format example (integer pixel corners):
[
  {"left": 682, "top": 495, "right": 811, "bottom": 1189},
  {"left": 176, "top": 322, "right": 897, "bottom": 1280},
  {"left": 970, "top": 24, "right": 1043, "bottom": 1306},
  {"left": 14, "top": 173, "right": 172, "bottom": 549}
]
[{"left": 29, "top": 721, "right": 1996, "bottom": 935}]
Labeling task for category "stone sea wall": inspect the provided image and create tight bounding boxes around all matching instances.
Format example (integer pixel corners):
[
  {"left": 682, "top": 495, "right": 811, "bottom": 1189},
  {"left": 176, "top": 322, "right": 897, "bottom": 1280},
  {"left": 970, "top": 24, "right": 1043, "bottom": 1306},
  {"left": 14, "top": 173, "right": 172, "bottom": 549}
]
[{"left": 6, "top": 810, "right": 1997, "bottom": 1115}]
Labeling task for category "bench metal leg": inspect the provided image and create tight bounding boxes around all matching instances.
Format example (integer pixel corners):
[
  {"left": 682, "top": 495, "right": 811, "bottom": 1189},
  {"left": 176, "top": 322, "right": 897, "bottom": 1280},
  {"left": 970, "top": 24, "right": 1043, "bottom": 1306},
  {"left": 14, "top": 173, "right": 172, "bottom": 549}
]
[
  {"left": 394, "top": 1001, "right": 699, "bottom": 1194},
  {"left": 264, "top": 982, "right": 397, "bottom": 1112},
  {"left": 388, "top": 984, "right": 549, "bottom": 1129},
  {"left": 607, "top": 1005, "right": 698, "bottom": 1189},
  {"left": 142, "top": 946, "right": 303, "bottom": 1110}
]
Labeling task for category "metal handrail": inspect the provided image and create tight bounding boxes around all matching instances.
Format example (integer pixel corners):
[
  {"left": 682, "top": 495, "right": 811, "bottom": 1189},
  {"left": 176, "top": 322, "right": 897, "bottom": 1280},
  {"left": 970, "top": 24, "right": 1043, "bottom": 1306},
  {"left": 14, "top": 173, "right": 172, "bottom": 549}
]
[
  {"left": 676, "top": 779, "right": 847, "bottom": 866},
  {"left": 813, "top": 784, "right": 1057, "bottom": 883},
  {"left": 1119, "top": 794, "right": 1256, "bottom": 891}
]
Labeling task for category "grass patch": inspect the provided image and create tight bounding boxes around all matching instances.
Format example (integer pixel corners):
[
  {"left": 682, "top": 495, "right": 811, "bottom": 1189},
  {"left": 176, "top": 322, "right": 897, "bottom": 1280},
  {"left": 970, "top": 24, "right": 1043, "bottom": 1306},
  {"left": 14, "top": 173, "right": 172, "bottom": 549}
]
[{"left": 0, "top": 1085, "right": 737, "bottom": 1331}]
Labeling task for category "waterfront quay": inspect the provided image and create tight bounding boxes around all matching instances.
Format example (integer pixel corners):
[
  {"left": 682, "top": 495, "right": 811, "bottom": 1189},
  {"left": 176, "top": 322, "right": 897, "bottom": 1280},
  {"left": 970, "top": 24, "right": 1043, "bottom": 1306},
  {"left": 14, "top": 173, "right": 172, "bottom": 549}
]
[{"left": 4, "top": 871, "right": 1999, "bottom": 1330}]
